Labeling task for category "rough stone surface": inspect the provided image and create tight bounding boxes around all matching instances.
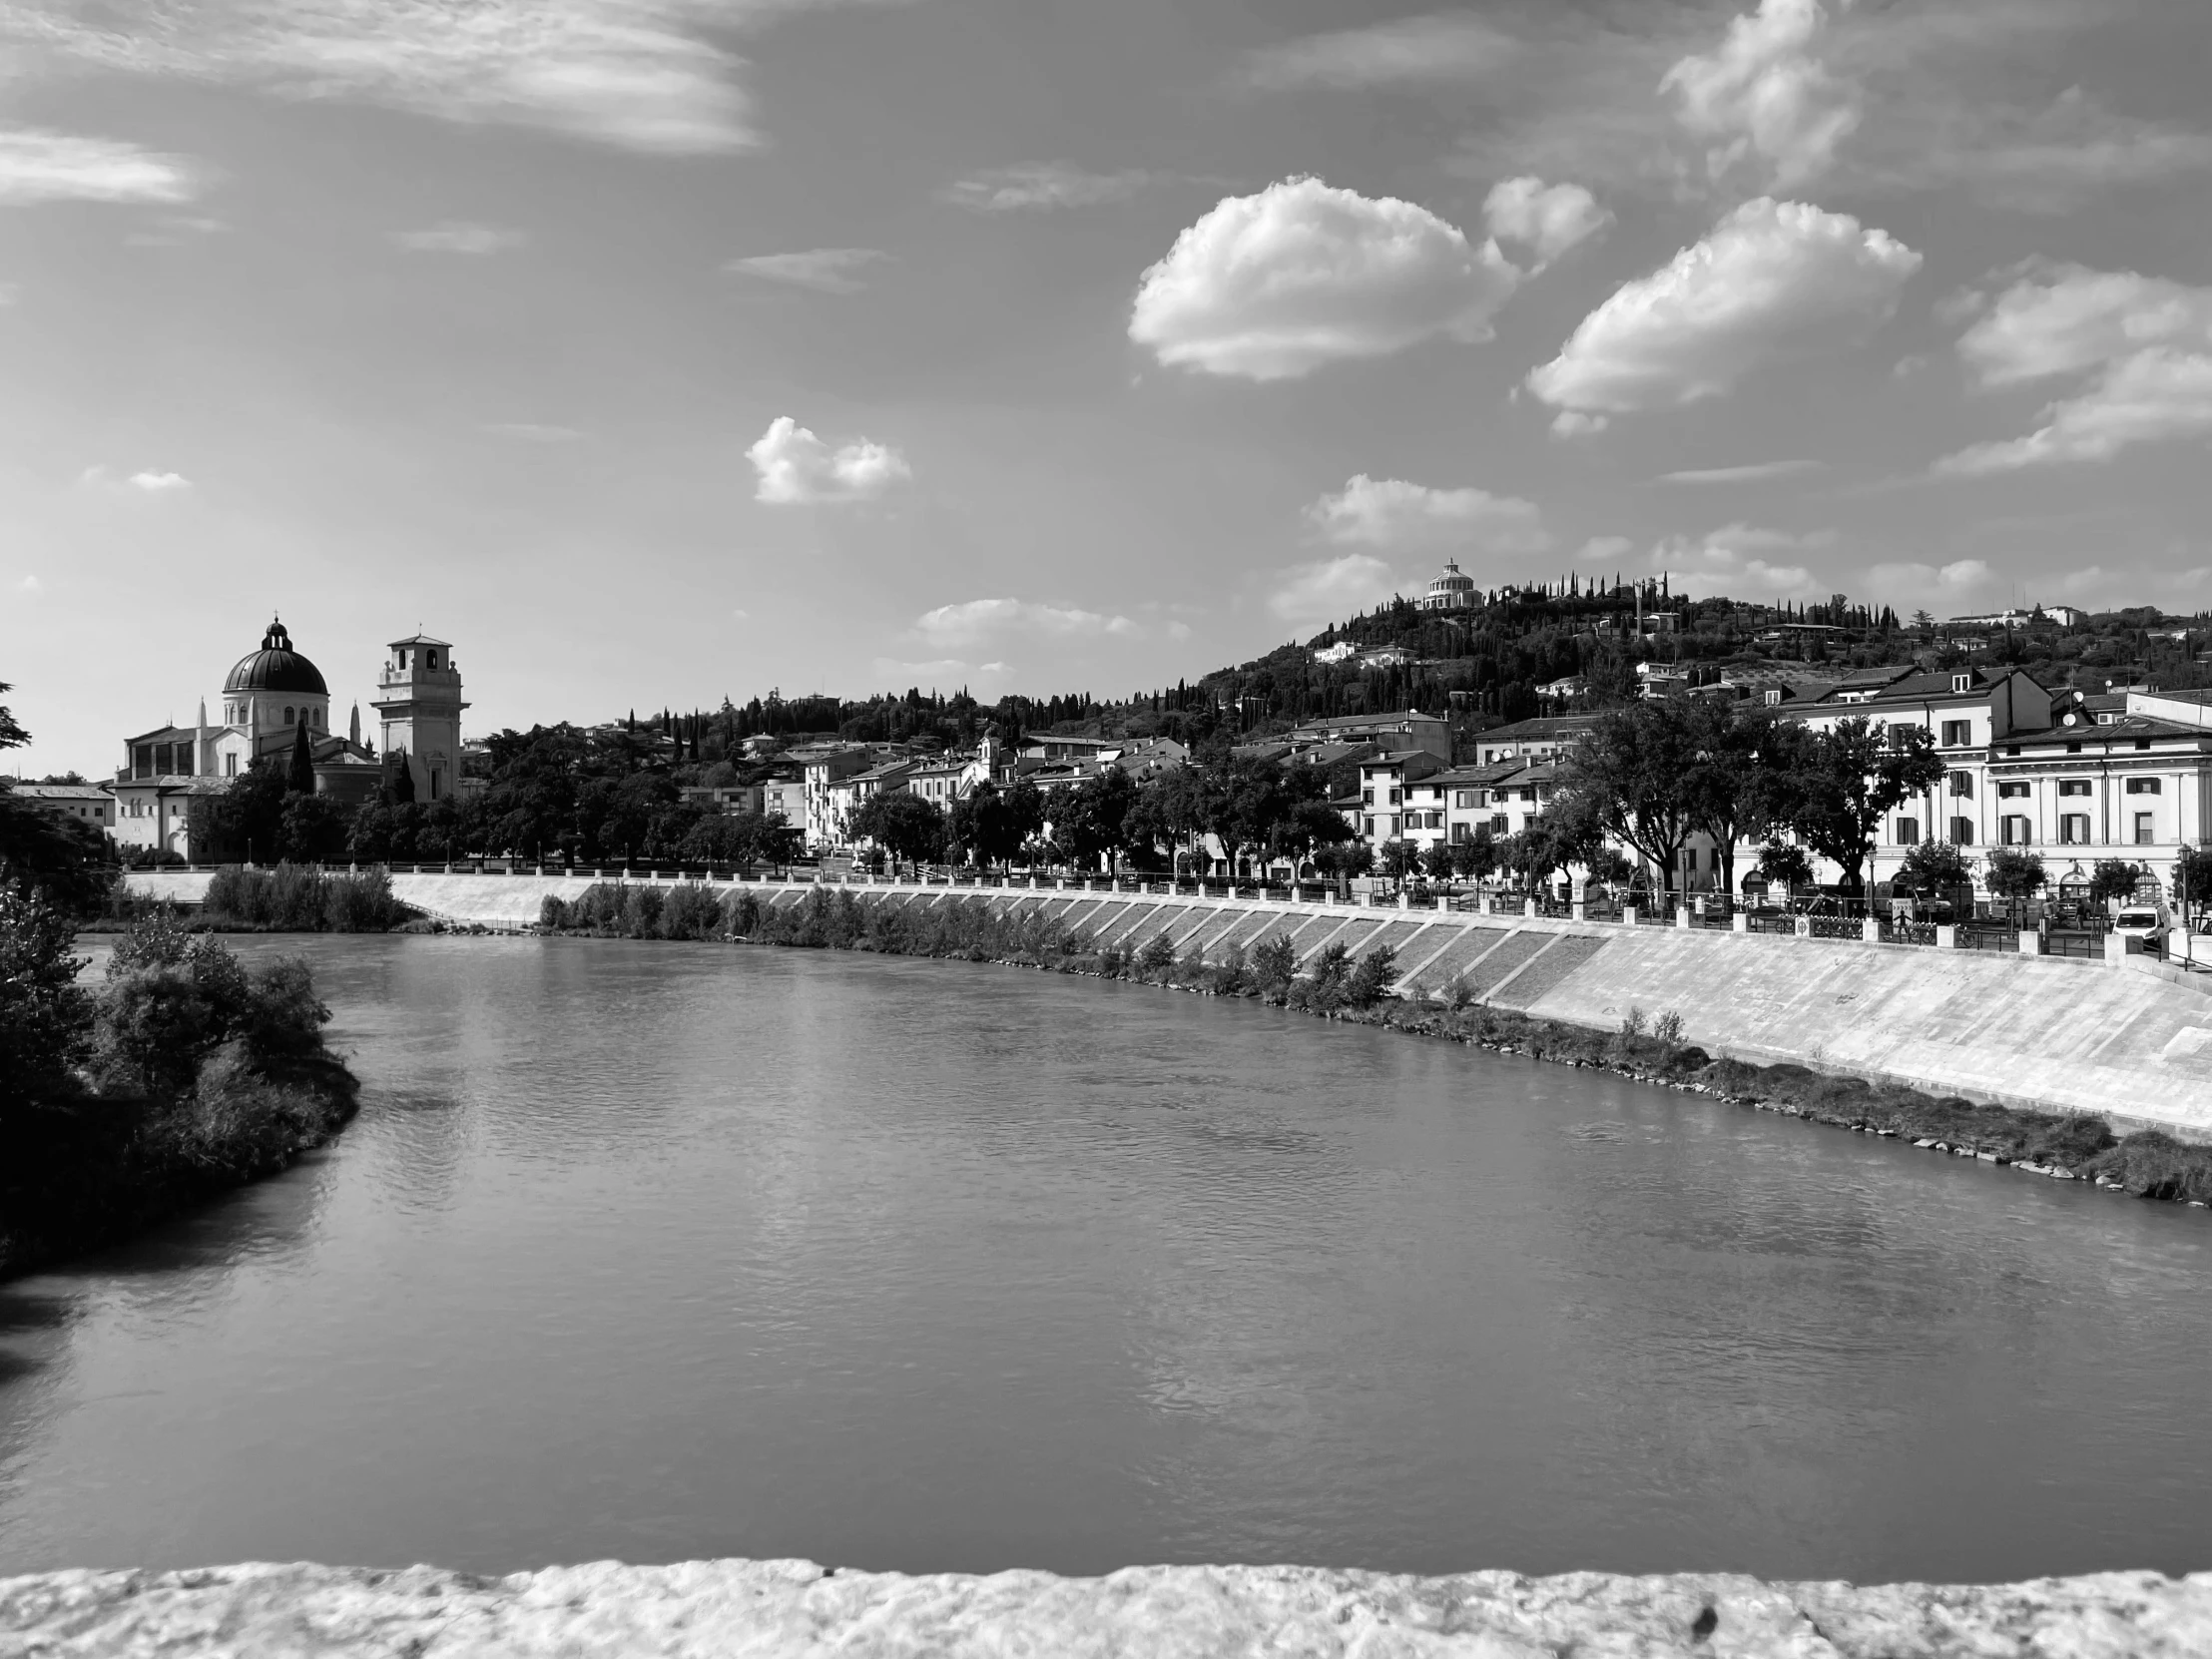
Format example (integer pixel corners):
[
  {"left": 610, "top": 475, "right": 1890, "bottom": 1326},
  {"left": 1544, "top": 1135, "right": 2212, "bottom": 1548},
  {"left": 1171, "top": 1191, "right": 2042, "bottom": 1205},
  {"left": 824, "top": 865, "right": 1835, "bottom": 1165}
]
[{"left": 3, "top": 1559, "right": 2208, "bottom": 1658}]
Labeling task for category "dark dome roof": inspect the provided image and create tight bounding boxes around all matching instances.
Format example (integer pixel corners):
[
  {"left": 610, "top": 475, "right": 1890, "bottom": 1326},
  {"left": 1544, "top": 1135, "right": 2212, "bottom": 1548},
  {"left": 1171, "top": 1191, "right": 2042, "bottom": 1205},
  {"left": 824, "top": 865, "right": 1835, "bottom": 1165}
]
[{"left": 225, "top": 618, "right": 328, "bottom": 697}]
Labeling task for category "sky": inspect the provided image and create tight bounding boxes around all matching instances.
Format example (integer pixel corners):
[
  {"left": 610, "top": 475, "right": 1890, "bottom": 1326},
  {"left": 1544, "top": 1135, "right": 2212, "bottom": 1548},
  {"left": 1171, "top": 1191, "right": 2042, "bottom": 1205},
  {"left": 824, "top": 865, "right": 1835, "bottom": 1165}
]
[{"left": 3, "top": 0, "right": 2210, "bottom": 775}]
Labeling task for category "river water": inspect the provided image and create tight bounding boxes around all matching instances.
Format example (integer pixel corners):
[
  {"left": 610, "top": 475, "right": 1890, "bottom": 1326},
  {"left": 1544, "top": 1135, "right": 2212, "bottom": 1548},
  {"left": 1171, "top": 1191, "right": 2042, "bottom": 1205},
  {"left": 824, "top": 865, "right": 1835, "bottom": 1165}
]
[{"left": 3, "top": 936, "right": 2208, "bottom": 1583}]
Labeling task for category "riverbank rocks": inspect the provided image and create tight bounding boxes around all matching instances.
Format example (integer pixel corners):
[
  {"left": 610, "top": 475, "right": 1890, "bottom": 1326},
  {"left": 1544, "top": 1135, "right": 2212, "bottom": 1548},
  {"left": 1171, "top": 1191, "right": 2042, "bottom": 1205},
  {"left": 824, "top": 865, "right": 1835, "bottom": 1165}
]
[{"left": 4, "top": 1559, "right": 2208, "bottom": 1657}]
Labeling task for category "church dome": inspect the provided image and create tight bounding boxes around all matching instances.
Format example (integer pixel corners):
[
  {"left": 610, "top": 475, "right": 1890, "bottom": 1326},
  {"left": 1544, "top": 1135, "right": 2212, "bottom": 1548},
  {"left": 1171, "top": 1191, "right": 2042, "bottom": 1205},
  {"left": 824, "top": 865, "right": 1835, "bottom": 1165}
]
[
  {"left": 225, "top": 618, "right": 328, "bottom": 697},
  {"left": 1427, "top": 560, "right": 1475, "bottom": 599}
]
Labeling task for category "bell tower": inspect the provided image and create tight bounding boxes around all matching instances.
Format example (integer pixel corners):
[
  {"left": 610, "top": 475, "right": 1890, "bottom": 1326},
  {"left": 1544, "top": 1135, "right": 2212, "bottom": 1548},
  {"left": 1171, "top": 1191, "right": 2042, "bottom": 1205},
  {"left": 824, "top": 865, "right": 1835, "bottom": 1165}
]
[{"left": 371, "top": 632, "right": 468, "bottom": 802}]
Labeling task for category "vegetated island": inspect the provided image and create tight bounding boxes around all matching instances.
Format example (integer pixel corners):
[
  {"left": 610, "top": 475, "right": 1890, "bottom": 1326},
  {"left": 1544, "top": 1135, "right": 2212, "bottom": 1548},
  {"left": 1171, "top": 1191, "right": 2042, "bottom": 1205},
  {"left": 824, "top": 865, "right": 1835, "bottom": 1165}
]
[
  {"left": 540, "top": 881, "right": 2212, "bottom": 1208},
  {"left": 93, "top": 862, "right": 416, "bottom": 934},
  {"left": 0, "top": 898, "right": 359, "bottom": 1280}
]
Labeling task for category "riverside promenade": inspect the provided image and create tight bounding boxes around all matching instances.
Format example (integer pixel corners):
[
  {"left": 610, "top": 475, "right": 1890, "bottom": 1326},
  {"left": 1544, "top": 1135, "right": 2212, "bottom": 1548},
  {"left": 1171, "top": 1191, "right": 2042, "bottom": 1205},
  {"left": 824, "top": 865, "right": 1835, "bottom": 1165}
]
[{"left": 126, "top": 869, "right": 2212, "bottom": 1137}]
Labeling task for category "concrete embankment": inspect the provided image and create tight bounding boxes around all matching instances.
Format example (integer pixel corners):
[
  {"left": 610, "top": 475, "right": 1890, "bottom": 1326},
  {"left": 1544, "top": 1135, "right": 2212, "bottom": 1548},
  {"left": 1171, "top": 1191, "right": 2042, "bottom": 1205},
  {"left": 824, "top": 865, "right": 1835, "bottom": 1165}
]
[
  {"left": 122, "top": 872, "right": 2212, "bottom": 1137},
  {"left": 5, "top": 1557, "right": 2207, "bottom": 1657}
]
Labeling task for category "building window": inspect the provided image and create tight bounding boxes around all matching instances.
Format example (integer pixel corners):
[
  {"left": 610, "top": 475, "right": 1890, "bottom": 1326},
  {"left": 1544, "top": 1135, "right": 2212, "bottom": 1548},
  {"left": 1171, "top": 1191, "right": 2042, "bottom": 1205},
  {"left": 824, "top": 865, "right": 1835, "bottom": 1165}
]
[
  {"left": 2065, "top": 741, "right": 2082, "bottom": 754},
  {"left": 2060, "top": 814, "right": 2090, "bottom": 843},
  {"left": 1387, "top": 789, "right": 1401, "bottom": 807},
  {"left": 2058, "top": 780, "right": 2091, "bottom": 797},
  {"left": 1361, "top": 789, "right": 1374, "bottom": 807},
  {"left": 1940, "top": 720, "right": 1973, "bottom": 747},
  {"left": 2000, "top": 816, "right": 2031, "bottom": 845},
  {"left": 1451, "top": 824, "right": 1469, "bottom": 843},
  {"left": 1364, "top": 816, "right": 1376, "bottom": 836},
  {"left": 283, "top": 706, "right": 295, "bottom": 725},
  {"left": 1997, "top": 782, "right": 2029, "bottom": 799},
  {"left": 1896, "top": 817, "right": 1920, "bottom": 845},
  {"left": 1488, "top": 814, "right": 1508, "bottom": 834},
  {"left": 2124, "top": 778, "right": 2162, "bottom": 795},
  {"left": 1948, "top": 817, "right": 1974, "bottom": 845},
  {"left": 2135, "top": 739, "right": 2152, "bottom": 752},
  {"left": 1683, "top": 847, "right": 1698, "bottom": 871},
  {"left": 1947, "top": 772, "right": 1973, "bottom": 798},
  {"left": 2134, "top": 813, "right": 2156, "bottom": 845}
]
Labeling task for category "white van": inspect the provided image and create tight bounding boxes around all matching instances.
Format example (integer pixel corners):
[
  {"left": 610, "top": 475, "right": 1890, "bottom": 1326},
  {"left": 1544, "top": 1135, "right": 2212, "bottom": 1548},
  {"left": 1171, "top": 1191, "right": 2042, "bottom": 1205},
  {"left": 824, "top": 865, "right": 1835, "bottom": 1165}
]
[{"left": 2111, "top": 907, "right": 2166, "bottom": 951}]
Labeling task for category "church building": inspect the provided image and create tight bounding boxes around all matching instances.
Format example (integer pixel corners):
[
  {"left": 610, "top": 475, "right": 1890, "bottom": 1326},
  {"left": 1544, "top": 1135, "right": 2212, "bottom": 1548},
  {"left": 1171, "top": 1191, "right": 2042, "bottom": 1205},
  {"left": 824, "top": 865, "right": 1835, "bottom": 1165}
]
[{"left": 109, "top": 617, "right": 447, "bottom": 861}]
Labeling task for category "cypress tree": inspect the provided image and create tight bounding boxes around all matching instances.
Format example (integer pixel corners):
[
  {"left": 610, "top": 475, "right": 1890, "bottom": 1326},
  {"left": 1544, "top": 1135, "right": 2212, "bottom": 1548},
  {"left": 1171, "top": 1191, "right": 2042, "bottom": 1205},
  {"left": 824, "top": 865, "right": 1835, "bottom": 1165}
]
[{"left": 286, "top": 718, "right": 316, "bottom": 794}]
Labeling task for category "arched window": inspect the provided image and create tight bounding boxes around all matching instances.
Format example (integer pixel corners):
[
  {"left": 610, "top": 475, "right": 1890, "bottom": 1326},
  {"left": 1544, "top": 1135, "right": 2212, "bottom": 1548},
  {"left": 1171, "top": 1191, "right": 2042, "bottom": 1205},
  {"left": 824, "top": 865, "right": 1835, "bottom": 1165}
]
[{"left": 284, "top": 707, "right": 295, "bottom": 725}]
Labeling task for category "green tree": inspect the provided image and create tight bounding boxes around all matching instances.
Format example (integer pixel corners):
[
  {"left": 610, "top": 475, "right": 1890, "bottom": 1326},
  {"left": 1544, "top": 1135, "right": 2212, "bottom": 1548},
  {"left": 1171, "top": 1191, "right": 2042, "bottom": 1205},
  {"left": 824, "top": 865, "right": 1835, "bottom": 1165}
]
[
  {"left": 1378, "top": 838, "right": 1419, "bottom": 884},
  {"left": 1773, "top": 717, "right": 1945, "bottom": 893},
  {"left": 0, "top": 686, "right": 115, "bottom": 911},
  {"left": 2172, "top": 845, "right": 2212, "bottom": 917},
  {"left": 1983, "top": 846, "right": 2046, "bottom": 904},
  {"left": 847, "top": 791, "right": 946, "bottom": 878},
  {"left": 2090, "top": 858, "right": 2146, "bottom": 905},
  {"left": 1055, "top": 768, "right": 1138, "bottom": 874},
  {"left": 1346, "top": 944, "right": 1398, "bottom": 1008},
  {"left": 1898, "top": 839, "right": 1973, "bottom": 892},
  {"left": 0, "top": 883, "right": 90, "bottom": 1120},
  {"left": 1447, "top": 832, "right": 1497, "bottom": 883},
  {"left": 1681, "top": 700, "right": 1784, "bottom": 896},
  {"left": 1756, "top": 841, "right": 1815, "bottom": 890},
  {"left": 1557, "top": 698, "right": 1702, "bottom": 906},
  {"left": 286, "top": 720, "right": 316, "bottom": 794}
]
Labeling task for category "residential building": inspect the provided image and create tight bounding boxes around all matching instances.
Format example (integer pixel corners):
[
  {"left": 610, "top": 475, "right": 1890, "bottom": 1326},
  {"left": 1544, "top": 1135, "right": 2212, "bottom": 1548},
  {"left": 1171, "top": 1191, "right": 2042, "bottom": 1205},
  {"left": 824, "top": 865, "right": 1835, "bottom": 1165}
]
[
  {"left": 827, "top": 759, "right": 918, "bottom": 844},
  {"left": 761, "top": 775, "right": 807, "bottom": 828},
  {"left": 1312, "top": 641, "right": 1357, "bottom": 665},
  {"left": 10, "top": 783, "right": 115, "bottom": 830},
  {"left": 682, "top": 783, "right": 767, "bottom": 817},
  {"left": 1467, "top": 715, "right": 1593, "bottom": 769},
  {"left": 1434, "top": 761, "right": 1527, "bottom": 843},
  {"left": 1356, "top": 751, "right": 1444, "bottom": 844},
  {"left": 1112, "top": 736, "right": 1189, "bottom": 777},
  {"left": 1285, "top": 709, "right": 1450, "bottom": 762},
  {"left": 1360, "top": 645, "right": 1412, "bottom": 669}
]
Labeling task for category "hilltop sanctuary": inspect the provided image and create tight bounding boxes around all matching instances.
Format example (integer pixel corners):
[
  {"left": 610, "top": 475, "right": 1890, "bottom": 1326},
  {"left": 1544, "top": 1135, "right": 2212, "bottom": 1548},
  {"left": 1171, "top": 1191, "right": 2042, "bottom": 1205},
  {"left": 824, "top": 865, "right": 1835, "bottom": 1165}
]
[{"left": 112, "top": 618, "right": 466, "bottom": 861}]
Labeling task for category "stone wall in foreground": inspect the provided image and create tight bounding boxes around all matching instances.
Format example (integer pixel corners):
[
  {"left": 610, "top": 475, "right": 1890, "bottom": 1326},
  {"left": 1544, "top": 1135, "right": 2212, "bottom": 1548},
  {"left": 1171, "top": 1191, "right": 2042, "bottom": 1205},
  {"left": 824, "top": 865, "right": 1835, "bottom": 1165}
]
[
  {"left": 119, "top": 872, "right": 2212, "bottom": 1136},
  {"left": 4, "top": 1557, "right": 2207, "bottom": 1657}
]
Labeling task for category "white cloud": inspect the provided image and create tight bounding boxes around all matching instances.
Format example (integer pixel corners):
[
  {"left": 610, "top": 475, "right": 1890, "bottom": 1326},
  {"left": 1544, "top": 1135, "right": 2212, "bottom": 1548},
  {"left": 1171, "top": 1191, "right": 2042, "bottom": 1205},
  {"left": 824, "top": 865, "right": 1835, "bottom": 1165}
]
[
  {"left": 1527, "top": 198, "right": 1919, "bottom": 419},
  {"left": 747, "top": 416, "right": 910, "bottom": 506},
  {"left": 1650, "top": 522, "right": 1833, "bottom": 598},
  {"left": 1304, "top": 474, "right": 1549, "bottom": 554},
  {"left": 18, "top": 574, "right": 41, "bottom": 592},
  {"left": 1578, "top": 535, "right": 1635, "bottom": 563},
  {"left": 1268, "top": 553, "right": 1398, "bottom": 624},
  {"left": 1936, "top": 263, "right": 2212, "bottom": 474},
  {"left": 1937, "top": 350, "right": 2212, "bottom": 476},
  {"left": 1899, "top": 88, "right": 2212, "bottom": 216},
  {"left": 1237, "top": 13, "right": 1521, "bottom": 90},
  {"left": 912, "top": 599, "right": 1137, "bottom": 648},
  {"left": 1, "top": 0, "right": 903, "bottom": 156},
  {"left": 1659, "top": 458, "right": 1823, "bottom": 484},
  {"left": 1550, "top": 410, "right": 1608, "bottom": 438},
  {"left": 1660, "top": 0, "right": 1861, "bottom": 191},
  {"left": 1949, "top": 264, "right": 2212, "bottom": 388},
  {"left": 1482, "top": 177, "right": 1611, "bottom": 269},
  {"left": 1869, "top": 559, "right": 1994, "bottom": 597},
  {"left": 1129, "top": 177, "right": 1520, "bottom": 381},
  {"left": 872, "top": 658, "right": 1013, "bottom": 684},
  {"left": 128, "top": 470, "right": 192, "bottom": 491},
  {"left": 0, "top": 128, "right": 200, "bottom": 204},
  {"left": 939, "top": 163, "right": 1151, "bottom": 213},
  {"left": 393, "top": 221, "right": 524, "bottom": 255},
  {"left": 725, "top": 248, "right": 886, "bottom": 293}
]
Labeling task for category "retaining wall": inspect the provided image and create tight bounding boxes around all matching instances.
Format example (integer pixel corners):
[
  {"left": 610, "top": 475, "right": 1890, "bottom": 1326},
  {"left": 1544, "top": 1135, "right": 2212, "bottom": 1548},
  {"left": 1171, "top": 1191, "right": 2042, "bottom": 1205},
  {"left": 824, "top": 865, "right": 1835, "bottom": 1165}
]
[{"left": 120, "top": 871, "right": 2212, "bottom": 1137}]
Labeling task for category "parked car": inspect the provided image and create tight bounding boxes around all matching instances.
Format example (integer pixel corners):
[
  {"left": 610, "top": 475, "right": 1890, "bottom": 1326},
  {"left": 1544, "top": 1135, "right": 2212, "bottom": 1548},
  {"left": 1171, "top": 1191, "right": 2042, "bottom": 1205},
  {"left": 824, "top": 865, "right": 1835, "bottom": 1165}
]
[{"left": 2111, "top": 907, "right": 2167, "bottom": 950}]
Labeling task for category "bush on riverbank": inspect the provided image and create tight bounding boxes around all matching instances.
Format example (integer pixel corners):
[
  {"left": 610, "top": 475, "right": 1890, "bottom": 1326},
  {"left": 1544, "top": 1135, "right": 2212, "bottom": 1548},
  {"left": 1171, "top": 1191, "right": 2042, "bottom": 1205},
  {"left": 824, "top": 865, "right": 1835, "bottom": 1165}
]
[
  {"left": 0, "top": 902, "right": 359, "bottom": 1279},
  {"left": 196, "top": 863, "right": 412, "bottom": 932}
]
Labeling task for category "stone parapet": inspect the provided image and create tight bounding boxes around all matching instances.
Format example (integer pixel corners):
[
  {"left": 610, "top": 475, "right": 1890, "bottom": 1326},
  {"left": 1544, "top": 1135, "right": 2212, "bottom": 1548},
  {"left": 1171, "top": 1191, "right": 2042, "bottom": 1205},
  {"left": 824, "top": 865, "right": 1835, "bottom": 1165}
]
[{"left": 3, "top": 1558, "right": 2206, "bottom": 1657}]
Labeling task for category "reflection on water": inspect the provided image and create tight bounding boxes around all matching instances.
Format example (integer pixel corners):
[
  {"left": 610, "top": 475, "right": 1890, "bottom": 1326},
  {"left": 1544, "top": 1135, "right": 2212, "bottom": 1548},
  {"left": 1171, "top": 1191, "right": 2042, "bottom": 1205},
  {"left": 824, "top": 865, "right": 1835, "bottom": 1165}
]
[{"left": 3, "top": 935, "right": 2210, "bottom": 1581}]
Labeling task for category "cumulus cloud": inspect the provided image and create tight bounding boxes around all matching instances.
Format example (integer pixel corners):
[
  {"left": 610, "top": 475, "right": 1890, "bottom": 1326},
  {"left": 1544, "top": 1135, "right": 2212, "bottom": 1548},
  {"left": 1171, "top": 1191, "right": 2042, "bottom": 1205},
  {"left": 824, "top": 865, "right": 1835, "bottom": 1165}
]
[
  {"left": 0, "top": 128, "right": 200, "bottom": 204},
  {"left": 911, "top": 599, "right": 1137, "bottom": 647},
  {"left": 393, "top": 221, "right": 524, "bottom": 255},
  {"left": 0, "top": 0, "right": 903, "bottom": 156},
  {"left": 725, "top": 247, "right": 886, "bottom": 293},
  {"left": 1936, "top": 263, "right": 2212, "bottom": 474},
  {"left": 1482, "top": 177, "right": 1611, "bottom": 269},
  {"left": 1130, "top": 178, "right": 1520, "bottom": 381},
  {"left": 1527, "top": 198, "right": 1919, "bottom": 420},
  {"left": 1660, "top": 0, "right": 1861, "bottom": 191},
  {"left": 1869, "top": 558, "right": 1994, "bottom": 598},
  {"left": 1268, "top": 553, "right": 1399, "bottom": 624},
  {"left": 129, "top": 470, "right": 192, "bottom": 491},
  {"left": 1659, "top": 458, "right": 1823, "bottom": 484},
  {"left": 1650, "top": 522, "right": 1834, "bottom": 598},
  {"left": 1237, "top": 13, "right": 1520, "bottom": 90},
  {"left": 747, "top": 416, "right": 910, "bottom": 505},
  {"left": 873, "top": 657, "right": 1012, "bottom": 684},
  {"left": 939, "top": 163, "right": 1152, "bottom": 213},
  {"left": 1305, "top": 474, "right": 1549, "bottom": 554}
]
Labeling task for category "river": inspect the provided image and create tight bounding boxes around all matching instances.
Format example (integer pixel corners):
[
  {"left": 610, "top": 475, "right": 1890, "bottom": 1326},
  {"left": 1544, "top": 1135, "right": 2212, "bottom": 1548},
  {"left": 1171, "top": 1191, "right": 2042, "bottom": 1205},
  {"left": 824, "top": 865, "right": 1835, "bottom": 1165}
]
[{"left": 3, "top": 936, "right": 2208, "bottom": 1583}]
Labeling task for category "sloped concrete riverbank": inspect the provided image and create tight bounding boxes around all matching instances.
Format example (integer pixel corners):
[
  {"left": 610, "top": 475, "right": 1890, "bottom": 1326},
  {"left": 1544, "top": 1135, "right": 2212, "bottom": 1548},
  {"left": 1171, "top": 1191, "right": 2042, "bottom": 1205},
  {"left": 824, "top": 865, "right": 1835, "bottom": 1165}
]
[
  {"left": 5, "top": 1558, "right": 2209, "bottom": 1657},
  {"left": 124, "top": 871, "right": 2212, "bottom": 1137}
]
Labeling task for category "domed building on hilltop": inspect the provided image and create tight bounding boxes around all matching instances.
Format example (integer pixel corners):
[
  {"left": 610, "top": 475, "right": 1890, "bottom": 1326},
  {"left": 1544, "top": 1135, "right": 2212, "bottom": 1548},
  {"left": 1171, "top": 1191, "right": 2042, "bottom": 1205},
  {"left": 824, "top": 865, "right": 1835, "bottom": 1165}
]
[
  {"left": 1418, "top": 559, "right": 1477, "bottom": 612},
  {"left": 110, "top": 617, "right": 438, "bottom": 861}
]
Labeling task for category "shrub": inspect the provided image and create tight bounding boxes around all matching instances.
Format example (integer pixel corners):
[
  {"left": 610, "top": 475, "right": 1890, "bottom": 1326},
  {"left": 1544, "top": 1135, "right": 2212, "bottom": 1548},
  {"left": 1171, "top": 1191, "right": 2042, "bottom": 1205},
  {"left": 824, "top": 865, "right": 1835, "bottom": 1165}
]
[
  {"left": 1250, "top": 933, "right": 1299, "bottom": 1001},
  {"left": 1439, "top": 970, "right": 1478, "bottom": 1011},
  {"left": 1137, "top": 931, "right": 1178, "bottom": 980},
  {"left": 2086, "top": 1132, "right": 2212, "bottom": 1202},
  {"left": 658, "top": 883, "right": 722, "bottom": 941},
  {"left": 0, "top": 884, "right": 90, "bottom": 1119},
  {"left": 1620, "top": 1005, "right": 1647, "bottom": 1039},
  {"left": 722, "top": 887, "right": 763, "bottom": 937},
  {"left": 1652, "top": 1010, "right": 1684, "bottom": 1048},
  {"left": 1345, "top": 944, "right": 1397, "bottom": 1009},
  {"left": 324, "top": 867, "right": 410, "bottom": 932},
  {"left": 618, "top": 884, "right": 664, "bottom": 937},
  {"left": 539, "top": 893, "right": 570, "bottom": 930}
]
